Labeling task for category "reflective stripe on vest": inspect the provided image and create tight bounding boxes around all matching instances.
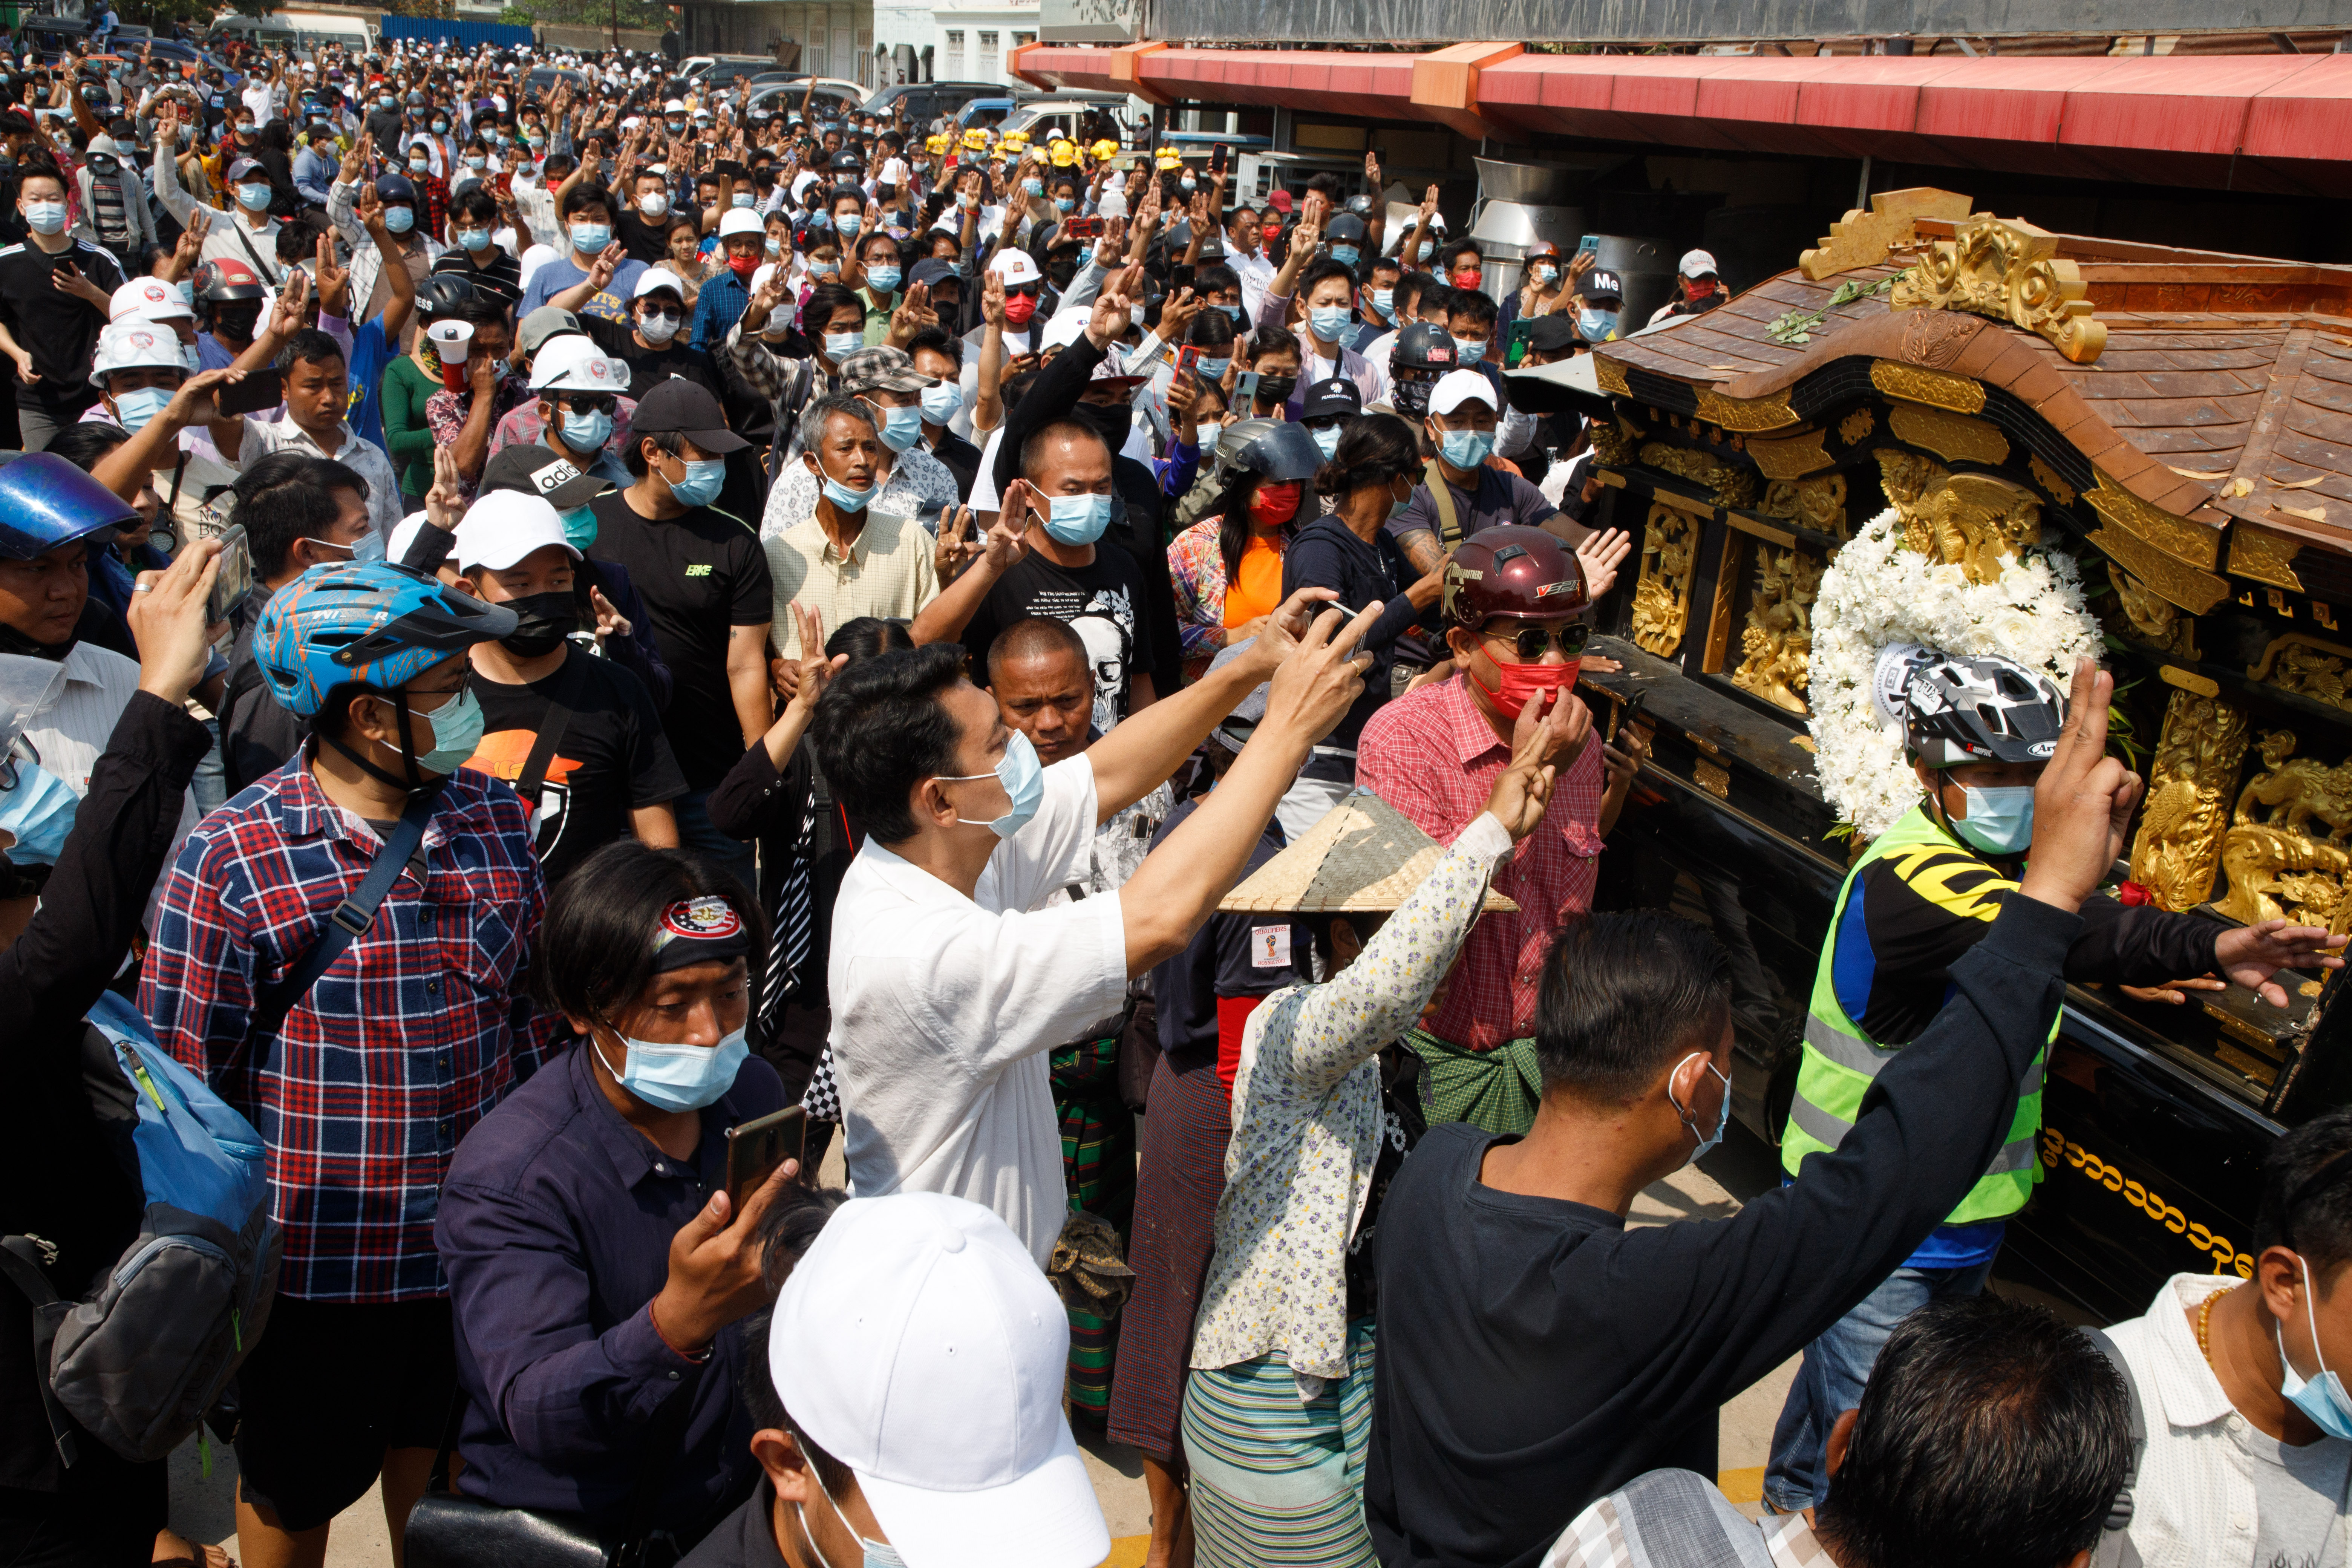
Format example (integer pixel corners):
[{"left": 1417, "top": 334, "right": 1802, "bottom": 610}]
[{"left": 1781, "top": 802, "right": 2049, "bottom": 1225}]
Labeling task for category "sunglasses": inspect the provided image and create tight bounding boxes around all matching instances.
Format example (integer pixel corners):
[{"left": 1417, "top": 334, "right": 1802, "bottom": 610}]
[
  {"left": 1484, "top": 621, "right": 1592, "bottom": 662},
  {"left": 556, "top": 393, "right": 618, "bottom": 415},
  {"left": 1004, "top": 282, "right": 1042, "bottom": 299}
]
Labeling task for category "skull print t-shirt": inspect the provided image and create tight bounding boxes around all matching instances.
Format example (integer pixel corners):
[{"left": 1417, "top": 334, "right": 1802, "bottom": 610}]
[{"left": 963, "top": 538, "right": 1152, "bottom": 733}]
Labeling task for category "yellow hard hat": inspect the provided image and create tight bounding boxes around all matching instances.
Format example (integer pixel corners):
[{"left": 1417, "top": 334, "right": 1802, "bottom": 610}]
[
  {"left": 1155, "top": 147, "right": 1182, "bottom": 168},
  {"left": 925, "top": 132, "right": 949, "bottom": 155},
  {"left": 1048, "top": 138, "right": 1076, "bottom": 166},
  {"left": 962, "top": 127, "right": 989, "bottom": 150},
  {"left": 1089, "top": 138, "right": 1119, "bottom": 164},
  {"left": 1000, "top": 130, "right": 1030, "bottom": 151}
]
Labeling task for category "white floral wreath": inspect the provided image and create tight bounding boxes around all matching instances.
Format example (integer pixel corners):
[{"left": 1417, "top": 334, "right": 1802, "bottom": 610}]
[{"left": 1807, "top": 508, "right": 2103, "bottom": 837}]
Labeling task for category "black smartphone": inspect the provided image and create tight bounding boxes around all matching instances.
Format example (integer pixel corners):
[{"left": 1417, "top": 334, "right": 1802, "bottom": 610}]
[
  {"left": 725, "top": 1105, "right": 807, "bottom": 1207},
  {"left": 1504, "top": 317, "right": 1538, "bottom": 370},
  {"left": 1210, "top": 141, "right": 1228, "bottom": 177},
  {"left": 214, "top": 368, "right": 283, "bottom": 417},
  {"left": 206, "top": 523, "right": 253, "bottom": 624},
  {"left": 1611, "top": 687, "right": 1647, "bottom": 744}
]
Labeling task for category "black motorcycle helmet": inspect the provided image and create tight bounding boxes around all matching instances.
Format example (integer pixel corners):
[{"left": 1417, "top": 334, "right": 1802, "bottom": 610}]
[{"left": 1389, "top": 321, "right": 1460, "bottom": 419}]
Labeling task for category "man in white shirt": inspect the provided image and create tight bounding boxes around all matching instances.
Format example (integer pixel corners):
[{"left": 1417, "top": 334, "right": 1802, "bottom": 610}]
[
  {"left": 151, "top": 101, "right": 284, "bottom": 283},
  {"left": 2107, "top": 1107, "right": 2352, "bottom": 1567},
  {"left": 810, "top": 580, "right": 1375, "bottom": 1264},
  {"left": 219, "top": 328, "right": 406, "bottom": 542}
]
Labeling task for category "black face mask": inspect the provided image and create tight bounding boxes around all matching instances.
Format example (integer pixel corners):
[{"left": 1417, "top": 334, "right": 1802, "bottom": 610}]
[
  {"left": 1045, "top": 254, "right": 1080, "bottom": 289},
  {"left": 1074, "top": 399, "right": 1130, "bottom": 451},
  {"left": 213, "top": 303, "right": 262, "bottom": 341},
  {"left": 498, "top": 590, "right": 576, "bottom": 657},
  {"left": 1255, "top": 374, "right": 1297, "bottom": 406}
]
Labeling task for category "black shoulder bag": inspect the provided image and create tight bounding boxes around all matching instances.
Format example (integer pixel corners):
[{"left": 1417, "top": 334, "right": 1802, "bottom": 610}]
[{"left": 403, "top": 1360, "right": 710, "bottom": 1568}]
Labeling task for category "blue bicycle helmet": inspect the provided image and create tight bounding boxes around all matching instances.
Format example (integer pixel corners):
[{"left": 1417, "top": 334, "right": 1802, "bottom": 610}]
[
  {"left": 0, "top": 451, "right": 138, "bottom": 560},
  {"left": 253, "top": 560, "right": 517, "bottom": 720}
]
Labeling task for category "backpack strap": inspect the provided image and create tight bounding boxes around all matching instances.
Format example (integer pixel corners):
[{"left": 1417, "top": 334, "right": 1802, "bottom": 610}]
[
  {"left": 513, "top": 660, "right": 581, "bottom": 836},
  {"left": 2079, "top": 1326, "right": 2146, "bottom": 1567},
  {"left": 249, "top": 780, "right": 446, "bottom": 1055},
  {"left": 0, "top": 1235, "right": 79, "bottom": 1468},
  {"left": 1424, "top": 459, "right": 1464, "bottom": 548}
]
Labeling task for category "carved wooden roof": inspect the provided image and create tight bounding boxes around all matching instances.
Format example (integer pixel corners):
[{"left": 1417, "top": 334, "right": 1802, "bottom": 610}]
[{"left": 1594, "top": 235, "right": 2352, "bottom": 604}]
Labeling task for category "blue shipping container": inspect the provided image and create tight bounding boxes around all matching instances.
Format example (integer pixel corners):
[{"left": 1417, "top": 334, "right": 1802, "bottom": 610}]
[{"left": 378, "top": 15, "right": 534, "bottom": 48}]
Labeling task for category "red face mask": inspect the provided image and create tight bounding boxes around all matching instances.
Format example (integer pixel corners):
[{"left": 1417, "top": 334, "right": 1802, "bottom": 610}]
[
  {"left": 1003, "top": 291, "right": 1038, "bottom": 327},
  {"left": 1248, "top": 480, "right": 1300, "bottom": 525},
  {"left": 1467, "top": 652, "right": 1577, "bottom": 720},
  {"left": 1453, "top": 268, "right": 1483, "bottom": 289},
  {"left": 728, "top": 253, "right": 760, "bottom": 279}
]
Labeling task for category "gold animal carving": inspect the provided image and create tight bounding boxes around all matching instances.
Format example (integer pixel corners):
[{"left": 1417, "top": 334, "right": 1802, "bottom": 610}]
[
  {"left": 1873, "top": 450, "right": 2041, "bottom": 584},
  {"left": 1838, "top": 407, "right": 1875, "bottom": 445},
  {"left": 2127, "top": 689, "right": 2249, "bottom": 912},
  {"left": 2109, "top": 564, "right": 2200, "bottom": 660},
  {"left": 2218, "top": 825, "right": 2352, "bottom": 938},
  {"left": 1632, "top": 503, "right": 1699, "bottom": 658},
  {"left": 2249, "top": 635, "right": 2352, "bottom": 714},
  {"left": 1761, "top": 473, "right": 1848, "bottom": 539},
  {"left": 1800, "top": 188, "right": 1977, "bottom": 281},
  {"left": 1732, "top": 544, "right": 1822, "bottom": 715},
  {"left": 1890, "top": 214, "right": 2107, "bottom": 365},
  {"left": 2029, "top": 452, "right": 2077, "bottom": 508},
  {"left": 1888, "top": 402, "right": 2010, "bottom": 468},
  {"left": 1869, "top": 360, "right": 1986, "bottom": 413},
  {"left": 1590, "top": 417, "right": 1638, "bottom": 467},
  {"left": 1640, "top": 441, "right": 1758, "bottom": 510}
]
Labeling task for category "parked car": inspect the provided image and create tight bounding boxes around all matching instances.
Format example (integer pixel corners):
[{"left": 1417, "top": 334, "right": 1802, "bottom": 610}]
[
  {"left": 863, "top": 80, "right": 1001, "bottom": 127},
  {"left": 743, "top": 76, "right": 865, "bottom": 124},
  {"left": 951, "top": 96, "right": 1018, "bottom": 136},
  {"left": 676, "top": 54, "right": 776, "bottom": 90},
  {"left": 994, "top": 91, "right": 1143, "bottom": 150}
]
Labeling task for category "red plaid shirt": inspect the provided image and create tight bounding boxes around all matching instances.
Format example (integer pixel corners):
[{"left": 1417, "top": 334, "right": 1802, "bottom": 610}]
[
  {"left": 143, "top": 758, "right": 563, "bottom": 1302},
  {"left": 1356, "top": 675, "right": 1605, "bottom": 1050}
]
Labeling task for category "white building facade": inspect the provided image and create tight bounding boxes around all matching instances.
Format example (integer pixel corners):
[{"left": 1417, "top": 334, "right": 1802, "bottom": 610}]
[{"left": 871, "top": 0, "right": 1038, "bottom": 88}]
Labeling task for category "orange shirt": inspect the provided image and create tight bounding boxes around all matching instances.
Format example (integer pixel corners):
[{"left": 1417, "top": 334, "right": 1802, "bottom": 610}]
[{"left": 1225, "top": 534, "right": 1286, "bottom": 628}]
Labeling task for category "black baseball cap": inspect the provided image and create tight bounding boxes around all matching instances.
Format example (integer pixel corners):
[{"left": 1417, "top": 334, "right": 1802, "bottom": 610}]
[
  {"left": 630, "top": 379, "right": 749, "bottom": 454},
  {"left": 481, "top": 444, "right": 612, "bottom": 510},
  {"left": 1301, "top": 376, "right": 1363, "bottom": 422},
  {"left": 1578, "top": 268, "right": 1625, "bottom": 303},
  {"left": 1524, "top": 315, "right": 1581, "bottom": 354},
  {"left": 908, "top": 256, "right": 959, "bottom": 292}
]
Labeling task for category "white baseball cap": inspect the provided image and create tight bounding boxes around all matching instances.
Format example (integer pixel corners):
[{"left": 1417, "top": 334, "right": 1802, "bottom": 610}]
[
  {"left": 453, "top": 488, "right": 579, "bottom": 572},
  {"left": 1678, "top": 248, "right": 1720, "bottom": 279},
  {"left": 109, "top": 275, "right": 193, "bottom": 324},
  {"left": 528, "top": 335, "right": 633, "bottom": 394},
  {"left": 633, "top": 268, "right": 688, "bottom": 301},
  {"left": 769, "top": 1194, "right": 1110, "bottom": 1568},
  {"left": 718, "top": 207, "right": 765, "bottom": 239},
  {"left": 988, "top": 248, "right": 1042, "bottom": 287},
  {"left": 1039, "top": 308, "right": 1090, "bottom": 352},
  {"left": 662, "top": 97, "right": 684, "bottom": 113},
  {"left": 1428, "top": 367, "right": 1498, "bottom": 416}
]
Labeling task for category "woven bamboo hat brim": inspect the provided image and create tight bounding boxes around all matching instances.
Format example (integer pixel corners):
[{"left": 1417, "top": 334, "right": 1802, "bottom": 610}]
[{"left": 1217, "top": 789, "right": 1519, "bottom": 914}]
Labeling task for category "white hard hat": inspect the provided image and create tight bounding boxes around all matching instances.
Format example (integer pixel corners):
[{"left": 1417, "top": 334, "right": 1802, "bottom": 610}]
[
  {"left": 527, "top": 334, "right": 632, "bottom": 394},
  {"left": 718, "top": 207, "right": 764, "bottom": 239},
  {"left": 89, "top": 320, "right": 186, "bottom": 388},
  {"left": 109, "top": 276, "right": 192, "bottom": 324}
]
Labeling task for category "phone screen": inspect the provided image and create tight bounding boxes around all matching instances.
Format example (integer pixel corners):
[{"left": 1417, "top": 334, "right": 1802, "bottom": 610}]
[
  {"left": 1210, "top": 142, "right": 1228, "bottom": 176},
  {"left": 1505, "top": 317, "right": 1537, "bottom": 370},
  {"left": 206, "top": 524, "right": 253, "bottom": 623},
  {"left": 725, "top": 1106, "right": 808, "bottom": 1206},
  {"left": 1237, "top": 370, "right": 1261, "bottom": 403},
  {"left": 215, "top": 368, "right": 284, "bottom": 418}
]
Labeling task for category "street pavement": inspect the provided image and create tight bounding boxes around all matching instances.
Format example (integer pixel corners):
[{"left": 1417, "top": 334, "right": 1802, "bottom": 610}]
[{"left": 166, "top": 1128, "right": 1803, "bottom": 1563}]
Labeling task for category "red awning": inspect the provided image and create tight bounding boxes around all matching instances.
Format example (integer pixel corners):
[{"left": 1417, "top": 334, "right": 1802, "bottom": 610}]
[{"left": 1009, "top": 44, "right": 2352, "bottom": 197}]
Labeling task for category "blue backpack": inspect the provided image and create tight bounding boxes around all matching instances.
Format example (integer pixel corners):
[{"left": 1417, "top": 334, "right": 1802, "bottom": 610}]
[{"left": 1, "top": 993, "right": 282, "bottom": 1465}]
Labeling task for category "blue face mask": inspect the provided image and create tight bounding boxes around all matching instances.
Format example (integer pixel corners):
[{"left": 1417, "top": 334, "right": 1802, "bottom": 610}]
[
  {"left": 1453, "top": 334, "right": 1488, "bottom": 363},
  {"left": 594, "top": 1026, "right": 749, "bottom": 1114},
  {"left": 822, "top": 330, "right": 863, "bottom": 362},
  {"left": 1329, "top": 244, "right": 1359, "bottom": 268},
  {"left": 570, "top": 221, "right": 611, "bottom": 253},
  {"left": 402, "top": 686, "right": 485, "bottom": 775},
  {"left": 1437, "top": 428, "right": 1494, "bottom": 470},
  {"left": 942, "top": 729, "right": 1044, "bottom": 840},
  {"left": 1369, "top": 288, "right": 1395, "bottom": 322},
  {"left": 821, "top": 470, "right": 877, "bottom": 512},
  {"left": 667, "top": 457, "right": 727, "bottom": 509},
  {"left": 110, "top": 385, "right": 174, "bottom": 435},
  {"left": 1415, "top": 240, "right": 1434, "bottom": 262},
  {"left": 1308, "top": 303, "right": 1352, "bottom": 343},
  {"left": 349, "top": 528, "right": 387, "bottom": 564},
  {"left": 802, "top": 1445, "right": 912, "bottom": 1568},
  {"left": 560, "top": 505, "right": 599, "bottom": 550},
  {"left": 1198, "top": 355, "right": 1231, "bottom": 381},
  {"left": 919, "top": 383, "right": 961, "bottom": 426},
  {"left": 0, "top": 760, "right": 78, "bottom": 865},
  {"left": 1041, "top": 492, "right": 1111, "bottom": 546},
  {"left": 732, "top": 192, "right": 756, "bottom": 208},
  {"left": 1311, "top": 423, "right": 1340, "bottom": 460},
  {"left": 865, "top": 264, "right": 901, "bottom": 293},
  {"left": 1671, "top": 1053, "right": 1731, "bottom": 1167},
  {"left": 1020, "top": 178, "right": 1043, "bottom": 197},
  {"left": 1055, "top": 196, "right": 1076, "bottom": 214},
  {"left": 1196, "top": 422, "right": 1222, "bottom": 456},
  {"left": 1949, "top": 784, "right": 2034, "bottom": 857},
  {"left": 875, "top": 404, "right": 922, "bottom": 452},
  {"left": 455, "top": 225, "right": 490, "bottom": 251},
  {"left": 383, "top": 205, "right": 416, "bottom": 234},
  {"left": 1221, "top": 304, "right": 1244, "bottom": 324},
  {"left": 2278, "top": 1257, "right": 2352, "bottom": 1441},
  {"left": 1576, "top": 306, "right": 1618, "bottom": 341},
  {"left": 234, "top": 182, "right": 273, "bottom": 212},
  {"left": 835, "top": 211, "right": 862, "bottom": 238},
  {"left": 561, "top": 409, "right": 612, "bottom": 453}
]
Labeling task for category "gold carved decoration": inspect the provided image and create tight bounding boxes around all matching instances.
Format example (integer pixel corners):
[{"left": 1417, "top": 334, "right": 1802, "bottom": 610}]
[
  {"left": 1869, "top": 360, "right": 1986, "bottom": 413},
  {"left": 2029, "top": 452, "right": 2076, "bottom": 508},
  {"left": 1693, "top": 758, "right": 1730, "bottom": 799},
  {"left": 1838, "top": 407, "right": 1875, "bottom": 445},
  {"left": 2249, "top": 634, "right": 2352, "bottom": 714},
  {"left": 1887, "top": 402, "right": 2010, "bottom": 468},
  {"left": 2086, "top": 526, "right": 2231, "bottom": 616},
  {"left": 1800, "top": 187, "right": 1977, "bottom": 281},
  {"left": 2230, "top": 525, "right": 2308, "bottom": 593},
  {"left": 1594, "top": 356, "right": 1630, "bottom": 396},
  {"left": 1890, "top": 214, "right": 2108, "bottom": 365},
  {"left": 1693, "top": 387, "right": 1798, "bottom": 433},
  {"left": 1761, "top": 473, "right": 1848, "bottom": 539},
  {"left": 1873, "top": 450, "right": 2041, "bottom": 584},
  {"left": 1731, "top": 543, "right": 1822, "bottom": 715},
  {"left": 2128, "top": 689, "right": 2249, "bottom": 912},
  {"left": 2109, "top": 563, "right": 2200, "bottom": 660},
  {"left": 2086, "top": 470, "right": 2220, "bottom": 569},
  {"left": 1640, "top": 441, "right": 1758, "bottom": 510},
  {"left": 1631, "top": 502, "right": 1699, "bottom": 658},
  {"left": 2219, "top": 730, "right": 2352, "bottom": 938},
  {"left": 1747, "top": 429, "right": 1834, "bottom": 481},
  {"left": 1589, "top": 416, "right": 1638, "bottom": 468},
  {"left": 2162, "top": 665, "right": 2221, "bottom": 699}
]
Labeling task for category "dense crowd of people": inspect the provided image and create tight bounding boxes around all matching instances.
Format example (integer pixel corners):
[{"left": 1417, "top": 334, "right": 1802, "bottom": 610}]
[{"left": 2, "top": 28, "right": 2350, "bottom": 1568}]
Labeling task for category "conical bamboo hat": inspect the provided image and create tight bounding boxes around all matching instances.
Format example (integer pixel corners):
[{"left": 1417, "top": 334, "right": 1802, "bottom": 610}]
[{"left": 1217, "top": 789, "right": 1519, "bottom": 914}]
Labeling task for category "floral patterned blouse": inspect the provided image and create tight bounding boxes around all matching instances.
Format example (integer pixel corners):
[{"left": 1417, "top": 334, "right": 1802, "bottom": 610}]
[
  {"left": 1168, "top": 519, "right": 1229, "bottom": 683},
  {"left": 1190, "top": 808, "right": 1513, "bottom": 1397}
]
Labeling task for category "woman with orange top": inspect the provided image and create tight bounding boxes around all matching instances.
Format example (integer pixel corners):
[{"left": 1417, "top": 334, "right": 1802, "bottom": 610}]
[{"left": 1166, "top": 417, "right": 1324, "bottom": 682}]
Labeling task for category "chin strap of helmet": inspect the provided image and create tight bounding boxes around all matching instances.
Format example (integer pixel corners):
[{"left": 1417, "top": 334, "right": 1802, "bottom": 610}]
[{"left": 319, "top": 686, "right": 431, "bottom": 796}]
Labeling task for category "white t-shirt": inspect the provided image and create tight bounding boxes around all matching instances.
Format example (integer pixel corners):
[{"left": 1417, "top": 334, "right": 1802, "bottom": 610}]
[{"left": 830, "top": 755, "right": 1128, "bottom": 1266}]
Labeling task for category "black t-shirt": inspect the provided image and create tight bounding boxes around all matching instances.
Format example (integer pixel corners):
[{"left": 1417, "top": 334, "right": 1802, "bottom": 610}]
[
  {"left": 1149, "top": 797, "right": 1315, "bottom": 1057},
  {"left": 617, "top": 208, "right": 680, "bottom": 265},
  {"left": 962, "top": 537, "right": 1151, "bottom": 735},
  {"left": 460, "top": 645, "right": 688, "bottom": 884},
  {"left": 580, "top": 313, "right": 724, "bottom": 402},
  {"left": 1283, "top": 516, "right": 1424, "bottom": 765},
  {"left": 926, "top": 427, "right": 982, "bottom": 503},
  {"left": 431, "top": 246, "right": 523, "bottom": 314},
  {"left": 0, "top": 237, "right": 123, "bottom": 407},
  {"left": 586, "top": 490, "right": 773, "bottom": 789}
]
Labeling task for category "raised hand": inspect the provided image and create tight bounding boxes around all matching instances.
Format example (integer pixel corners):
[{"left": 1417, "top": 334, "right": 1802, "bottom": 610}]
[
  {"left": 587, "top": 239, "right": 625, "bottom": 291},
  {"left": 1259, "top": 600, "right": 1380, "bottom": 747},
  {"left": 931, "top": 504, "right": 978, "bottom": 583},
  {"left": 1573, "top": 527, "right": 1632, "bottom": 599},
  {"left": 2016, "top": 657, "right": 2144, "bottom": 915},
  {"left": 989, "top": 481, "right": 1037, "bottom": 567},
  {"left": 267, "top": 266, "right": 309, "bottom": 339},
  {"left": 1158, "top": 283, "right": 1201, "bottom": 344},
  {"left": 129, "top": 534, "right": 224, "bottom": 706},
  {"left": 2213, "top": 920, "right": 2346, "bottom": 1008},
  {"left": 980, "top": 264, "right": 1006, "bottom": 328},
  {"left": 1485, "top": 684, "right": 1563, "bottom": 840},
  {"left": 423, "top": 444, "right": 465, "bottom": 531},
  {"left": 784, "top": 602, "right": 846, "bottom": 712}
]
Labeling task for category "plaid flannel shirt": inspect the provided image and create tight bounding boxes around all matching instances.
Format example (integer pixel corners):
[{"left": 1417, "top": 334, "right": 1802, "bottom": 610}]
[
  {"left": 143, "top": 758, "right": 563, "bottom": 1302},
  {"left": 1356, "top": 674, "right": 1605, "bottom": 1050}
]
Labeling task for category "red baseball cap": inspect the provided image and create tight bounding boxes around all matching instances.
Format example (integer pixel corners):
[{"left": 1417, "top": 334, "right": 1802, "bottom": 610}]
[{"left": 1266, "top": 190, "right": 1294, "bottom": 214}]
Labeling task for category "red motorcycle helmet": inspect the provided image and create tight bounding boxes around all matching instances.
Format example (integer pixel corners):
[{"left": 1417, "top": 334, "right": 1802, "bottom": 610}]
[
  {"left": 192, "top": 257, "right": 268, "bottom": 302},
  {"left": 1441, "top": 525, "right": 1588, "bottom": 629}
]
